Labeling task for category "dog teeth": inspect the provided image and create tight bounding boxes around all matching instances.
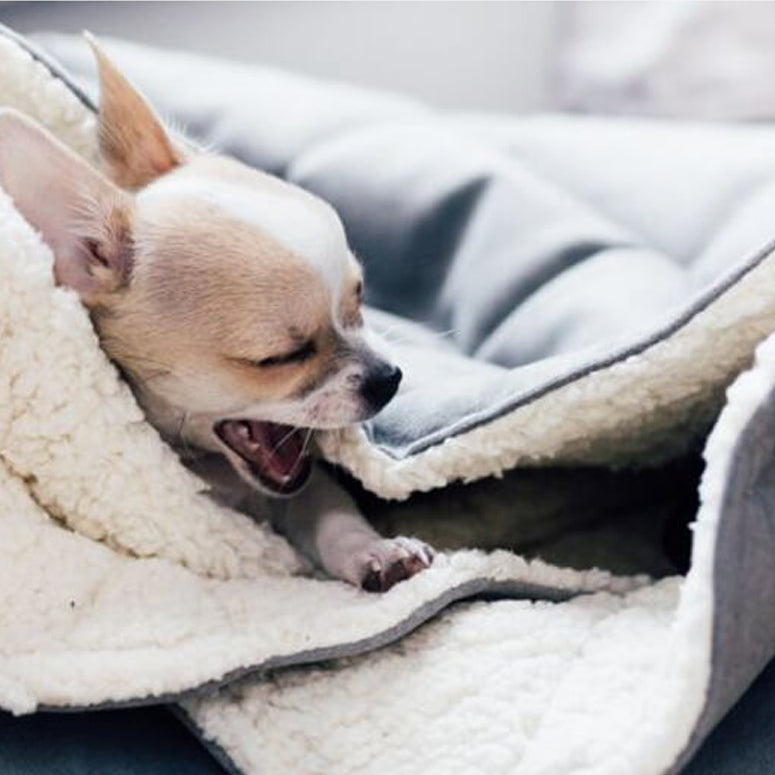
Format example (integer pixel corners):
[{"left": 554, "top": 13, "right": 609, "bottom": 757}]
[{"left": 236, "top": 422, "right": 252, "bottom": 440}]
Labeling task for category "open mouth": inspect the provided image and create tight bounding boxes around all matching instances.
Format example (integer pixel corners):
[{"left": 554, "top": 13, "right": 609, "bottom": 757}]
[{"left": 215, "top": 419, "right": 313, "bottom": 496}]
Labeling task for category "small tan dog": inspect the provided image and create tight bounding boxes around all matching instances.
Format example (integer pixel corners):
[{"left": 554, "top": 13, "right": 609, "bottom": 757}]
[{"left": 0, "top": 36, "right": 433, "bottom": 591}]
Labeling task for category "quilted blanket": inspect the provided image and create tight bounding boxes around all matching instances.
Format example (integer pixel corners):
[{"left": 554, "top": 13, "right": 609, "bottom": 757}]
[{"left": 4, "top": 27, "right": 775, "bottom": 775}]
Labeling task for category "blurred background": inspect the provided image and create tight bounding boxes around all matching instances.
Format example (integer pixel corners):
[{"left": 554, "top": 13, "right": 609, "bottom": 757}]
[{"left": 4, "top": 0, "right": 775, "bottom": 120}]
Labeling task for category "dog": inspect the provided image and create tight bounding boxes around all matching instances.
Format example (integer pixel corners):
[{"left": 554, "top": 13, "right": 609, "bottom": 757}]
[{"left": 0, "top": 35, "right": 433, "bottom": 591}]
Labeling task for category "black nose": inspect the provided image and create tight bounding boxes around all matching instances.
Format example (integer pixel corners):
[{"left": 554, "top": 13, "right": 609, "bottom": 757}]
[{"left": 360, "top": 364, "right": 402, "bottom": 412}]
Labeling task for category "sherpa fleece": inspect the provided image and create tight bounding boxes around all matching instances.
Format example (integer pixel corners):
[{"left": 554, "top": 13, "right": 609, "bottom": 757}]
[{"left": 3, "top": 27, "right": 775, "bottom": 775}]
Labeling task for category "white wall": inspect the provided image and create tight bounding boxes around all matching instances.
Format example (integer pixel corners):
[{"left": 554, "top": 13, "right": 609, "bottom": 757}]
[{"left": 0, "top": 1, "right": 559, "bottom": 112}]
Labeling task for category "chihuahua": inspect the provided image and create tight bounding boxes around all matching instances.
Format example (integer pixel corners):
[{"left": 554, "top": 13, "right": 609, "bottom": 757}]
[{"left": 0, "top": 36, "right": 433, "bottom": 591}]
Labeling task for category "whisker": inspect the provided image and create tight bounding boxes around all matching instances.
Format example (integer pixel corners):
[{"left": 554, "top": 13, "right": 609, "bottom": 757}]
[
  {"left": 300, "top": 427, "right": 314, "bottom": 456},
  {"left": 287, "top": 427, "right": 315, "bottom": 478},
  {"left": 378, "top": 326, "right": 459, "bottom": 347},
  {"left": 434, "top": 328, "right": 459, "bottom": 340},
  {"left": 270, "top": 425, "right": 302, "bottom": 456}
]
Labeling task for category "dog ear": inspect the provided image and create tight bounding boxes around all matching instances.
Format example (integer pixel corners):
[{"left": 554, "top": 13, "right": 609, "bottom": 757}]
[
  {"left": 0, "top": 109, "right": 133, "bottom": 305},
  {"left": 85, "top": 32, "right": 182, "bottom": 189}
]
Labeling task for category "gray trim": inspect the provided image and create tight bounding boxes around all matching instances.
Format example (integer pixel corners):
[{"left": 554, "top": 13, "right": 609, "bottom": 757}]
[
  {"left": 172, "top": 705, "right": 257, "bottom": 775},
  {"left": 372, "top": 235, "right": 775, "bottom": 458},
  {"left": 35, "top": 577, "right": 583, "bottom": 714},
  {"left": 0, "top": 24, "right": 96, "bottom": 111},
  {"left": 663, "top": 379, "right": 775, "bottom": 775}
]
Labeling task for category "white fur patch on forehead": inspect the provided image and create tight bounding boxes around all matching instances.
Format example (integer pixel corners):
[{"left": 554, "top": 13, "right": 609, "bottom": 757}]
[{"left": 138, "top": 174, "right": 349, "bottom": 293}]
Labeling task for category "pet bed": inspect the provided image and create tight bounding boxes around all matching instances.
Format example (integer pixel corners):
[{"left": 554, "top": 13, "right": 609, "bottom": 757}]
[{"left": 3, "top": 27, "right": 775, "bottom": 775}]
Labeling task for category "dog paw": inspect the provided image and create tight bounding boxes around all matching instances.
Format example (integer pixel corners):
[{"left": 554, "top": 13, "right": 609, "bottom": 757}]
[{"left": 358, "top": 536, "right": 434, "bottom": 593}]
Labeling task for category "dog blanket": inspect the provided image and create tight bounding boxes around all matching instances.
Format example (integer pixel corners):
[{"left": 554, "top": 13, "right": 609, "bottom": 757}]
[{"left": 4, "top": 27, "right": 775, "bottom": 775}]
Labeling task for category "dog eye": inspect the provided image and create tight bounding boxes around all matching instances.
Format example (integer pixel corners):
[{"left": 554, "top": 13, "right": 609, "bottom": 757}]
[
  {"left": 253, "top": 341, "right": 316, "bottom": 368},
  {"left": 355, "top": 280, "right": 363, "bottom": 304}
]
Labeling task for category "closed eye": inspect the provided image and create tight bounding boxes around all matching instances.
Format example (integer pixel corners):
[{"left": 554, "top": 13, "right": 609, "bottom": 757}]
[{"left": 240, "top": 340, "right": 317, "bottom": 368}]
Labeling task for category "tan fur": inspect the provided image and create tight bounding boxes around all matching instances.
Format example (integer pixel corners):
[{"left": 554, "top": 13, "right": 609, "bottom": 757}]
[
  {"left": 86, "top": 33, "right": 182, "bottom": 189},
  {"left": 0, "top": 36, "right": 369, "bottom": 445},
  {"left": 93, "top": 154, "right": 364, "bottom": 433},
  {"left": 39, "top": 41, "right": 369, "bottom": 456}
]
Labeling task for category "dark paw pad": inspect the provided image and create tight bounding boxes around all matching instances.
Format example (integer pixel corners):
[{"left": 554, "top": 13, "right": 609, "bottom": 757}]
[{"left": 359, "top": 537, "right": 434, "bottom": 593}]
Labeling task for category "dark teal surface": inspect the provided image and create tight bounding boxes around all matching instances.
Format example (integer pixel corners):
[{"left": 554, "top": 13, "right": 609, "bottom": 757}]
[
  {"left": 684, "top": 657, "right": 775, "bottom": 775},
  {"left": 2, "top": 662, "right": 775, "bottom": 775},
  {"left": 0, "top": 708, "right": 226, "bottom": 775}
]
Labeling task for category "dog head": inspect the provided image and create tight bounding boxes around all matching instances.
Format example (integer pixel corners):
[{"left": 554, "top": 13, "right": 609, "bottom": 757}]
[{"left": 0, "top": 35, "right": 401, "bottom": 496}]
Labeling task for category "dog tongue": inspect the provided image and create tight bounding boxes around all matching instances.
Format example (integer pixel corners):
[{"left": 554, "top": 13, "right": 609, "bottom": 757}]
[{"left": 218, "top": 419, "right": 308, "bottom": 490}]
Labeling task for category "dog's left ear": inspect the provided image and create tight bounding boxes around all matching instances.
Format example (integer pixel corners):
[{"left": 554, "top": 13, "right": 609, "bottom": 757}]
[
  {"left": 85, "top": 32, "right": 183, "bottom": 189},
  {"left": 0, "top": 109, "right": 133, "bottom": 305}
]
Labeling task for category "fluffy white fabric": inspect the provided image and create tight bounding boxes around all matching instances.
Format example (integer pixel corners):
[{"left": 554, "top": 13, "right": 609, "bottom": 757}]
[
  {"left": 0, "top": 29, "right": 774, "bottom": 775},
  {"left": 184, "top": 330, "right": 775, "bottom": 775},
  {"left": 321, "top": 240, "right": 775, "bottom": 499},
  {"left": 0, "top": 151, "right": 625, "bottom": 712},
  {"left": 0, "top": 27, "right": 630, "bottom": 723}
]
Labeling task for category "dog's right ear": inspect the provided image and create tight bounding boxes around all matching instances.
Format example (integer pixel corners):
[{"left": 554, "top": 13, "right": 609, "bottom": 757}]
[
  {"left": 0, "top": 109, "right": 133, "bottom": 306},
  {"left": 85, "top": 32, "right": 182, "bottom": 189}
]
